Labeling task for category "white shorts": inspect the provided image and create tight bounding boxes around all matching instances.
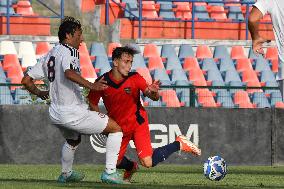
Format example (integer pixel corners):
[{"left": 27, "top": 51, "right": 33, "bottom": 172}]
[{"left": 51, "top": 110, "right": 109, "bottom": 140}]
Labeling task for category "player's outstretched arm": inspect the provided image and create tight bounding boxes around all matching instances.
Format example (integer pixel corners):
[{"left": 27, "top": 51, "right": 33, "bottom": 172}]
[
  {"left": 21, "top": 75, "right": 49, "bottom": 100},
  {"left": 248, "top": 7, "right": 267, "bottom": 55},
  {"left": 144, "top": 80, "right": 161, "bottom": 101},
  {"left": 65, "top": 69, "right": 108, "bottom": 91}
]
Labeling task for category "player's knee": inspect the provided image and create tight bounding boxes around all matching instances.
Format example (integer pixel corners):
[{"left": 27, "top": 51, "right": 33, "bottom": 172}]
[
  {"left": 66, "top": 135, "right": 81, "bottom": 147},
  {"left": 140, "top": 158, "right": 152, "bottom": 168}
]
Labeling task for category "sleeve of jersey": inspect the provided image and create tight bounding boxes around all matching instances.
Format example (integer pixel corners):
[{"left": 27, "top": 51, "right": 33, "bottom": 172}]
[
  {"left": 135, "top": 74, "right": 148, "bottom": 93},
  {"left": 27, "top": 58, "right": 45, "bottom": 80},
  {"left": 253, "top": 0, "right": 271, "bottom": 15},
  {"left": 88, "top": 90, "right": 102, "bottom": 105},
  {"left": 61, "top": 51, "right": 76, "bottom": 72}
]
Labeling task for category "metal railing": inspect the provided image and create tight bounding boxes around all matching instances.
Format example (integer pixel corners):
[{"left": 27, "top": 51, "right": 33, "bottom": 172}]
[
  {"left": 105, "top": 0, "right": 271, "bottom": 39},
  {"left": 1, "top": 0, "right": 64, "bottom": 35}
]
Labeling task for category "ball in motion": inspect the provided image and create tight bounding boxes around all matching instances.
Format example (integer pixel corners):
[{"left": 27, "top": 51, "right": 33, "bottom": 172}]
[{"left": 203, "top": 155, "right": 227, "bottom": 181}]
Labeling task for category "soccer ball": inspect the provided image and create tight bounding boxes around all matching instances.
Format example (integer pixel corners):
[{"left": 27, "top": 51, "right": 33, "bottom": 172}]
[{"left": 203, "top": 156, "right": 227, "bottom": 181}]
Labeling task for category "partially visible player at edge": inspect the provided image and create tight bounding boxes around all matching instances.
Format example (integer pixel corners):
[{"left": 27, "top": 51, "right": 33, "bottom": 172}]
[
  {"left": 88, "top": 46, "right": 201, "bottom": 183},
  {"left": 21, "top": 17, "right": 127, "bottom": 184},
  {"left": 248, "top": 0, "right": 284, "bottom": 98}
]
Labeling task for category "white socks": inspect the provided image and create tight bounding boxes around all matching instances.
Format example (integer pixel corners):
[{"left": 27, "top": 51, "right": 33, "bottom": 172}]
[
  {"left": 61, "top": 142, "right": 77, "bottom": 178},
  {"left": 105, "top": 132, "right": 123, "bottom": 174}
]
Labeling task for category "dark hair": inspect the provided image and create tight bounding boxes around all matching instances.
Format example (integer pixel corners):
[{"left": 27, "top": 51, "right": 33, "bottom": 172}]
[
  {"left": 112, "top": 46, "right": 139, "bottom": 61},
  {"left": 58, "top": 16, "right": 82, "bottom": 43}
]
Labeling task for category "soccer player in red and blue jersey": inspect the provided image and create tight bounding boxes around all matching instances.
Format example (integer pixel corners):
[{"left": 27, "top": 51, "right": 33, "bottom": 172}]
[{"left": 88, "top": 46, "right": 201, "bottom": 182}]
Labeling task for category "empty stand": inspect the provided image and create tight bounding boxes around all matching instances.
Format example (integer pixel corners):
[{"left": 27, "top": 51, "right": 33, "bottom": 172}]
[
  {"left": 183, "top": 57, "right": 200, "bottom": 71},
  {"left": 35, "top": 42, "right": 51, "bottom": 57},
  {"left": 148, "top": 56, "right": 164, "bottom": 71},
  {"left": 143, "top": 44, "right": 160, "bottom": 57},
  {"left": 178, "top": 44, "right": 194, "bottom": 58},
  {"left": 231, "top": 46, "right": 246, "bottom": 59},
  {"left": 214, "top": 45, "right": 230, "bottom": 59},
  {"left": 196, "top": 45, "right": 213, "bottom": 59},
  {"left": 159, "top": 89, "right": 181, "bottom": 107}
]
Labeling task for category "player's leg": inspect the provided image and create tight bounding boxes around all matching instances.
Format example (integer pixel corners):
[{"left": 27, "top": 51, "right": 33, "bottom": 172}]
[{"left": 57, "top": 127, "right": 85, "bottom": 183}]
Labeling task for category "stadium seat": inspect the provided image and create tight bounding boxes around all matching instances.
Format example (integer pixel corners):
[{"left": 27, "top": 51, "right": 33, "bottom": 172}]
[
  {"left": 231, "top": 46, "right": 246, "bottom": 59},
  {"left": 90, "top": 42, "right": 107, "bottom": 57},
  {"left": 219, "top": 58, "right": 236, "bottom": 72},
  {"left": 0, "top": 6, "right": 15, "bottom": 14},
  {"left": 260, "top": 70, "right": 276, "bottom": 83},
  {"left": 252, "top": 92, "right": 271, "bottom": 108},
  {"left": 197, "top": 89, "right": 218, "bottom": 107},
  {"left": 165, "top": 56, "right": 183, "bottom": 70},
  {"left": 124, "top": 2, "right": 139, "bottom": 18},
  {"left": 93, "top": 56, "right": 111, "bottom": 75},
  {"left": 233, "top": 91, "right": 252, "bottom": 106},
  {"left": 151, "top": 68, "right": 171, "bottom": 85},
  {"left": 228, "top": 80, "right": 244, "bottom": 94},
  {"left": 183, "top": 57, "right": 200, "bottom": 72},
  {"left": 201, "top": 58, "right": 218, "bottom": 71},
  {"left": 136, "top": 67, "right": 152, "bottom": 85},
  {"left": 270, "top": 91, "right": 283, "bottom": 106},
  {"left": 35, "top": 42, "right": 51, "bottom": 57},
  {"left": 143, "top": 96, "right": 166, "bottom": 107},
  {"left": 170, "top": 69, "right": 188, "bottom": 82},
  {"left": 208, "top": 0, "right": 224, "bottom": 6},
  {"left": 159, "top": 4, "right": 176, "bottom": 19},
  {"left": 193, "top": 5, "right": 210, "bottom": 20},
  {"left": 2, "top": 54, "right": 20, "bottom": 71},
  {"left": 132, "top": 54, "right": 147, "bottom": 69},
  {"left": 254, "top": 58, "right": 271, "bottom": 72},
  {"left": 216, "top": 90, "right": 235, "bottom": 108},
  {"left": 211, "top": 80, "right": 226, "bottom": 93},
  {"left": 228, "top": 6, "right": 244, "bottom": 20},
  {"left": 14, "top": 88, "right": 32, "bottom": 104},
  {"left": 142, "top": 3, "right": 158, "bottom": 18},
  {"left": 161, "top": 44, "right": 176, "bottom": 58},
  {"left": 0, "top": 41, "right": 17, "bottom": 55},
  {"left": 160, "top": 90, "right": 181, "bottom": 107},
  {"left": 207, "top": 69, "right": 224, "bottom": 82},
  {"left": 16, "top": 0, "right": 34, "bottom": 15},
  {"left": 188, "top": 68, "right": 207, "bottom": 87},
  {"left": 78, "top": 42, "right": 89, "bottom": 55},
  {"left": 248, "top": 47, "right": 260, "bottom": 59},
  {"left": 0, "top": 86, "right": 13, "bottom": 104},
  {"left": 224, "top": 69, "right": 242, "bottom": 84},
  {"left": 270, "top": 59, "right": 279, "bottom": 73},
  {"left": 210, "top": 6, "right": 227, "bottom": 20},
  {"left": 6, "top": 65, "right": 24, "bottom": 89},
  {"left": 214, "top": 45, "right": 230, "bottom": 59},
  {"left": 236, "top": 58, "right": 253, "bottom": 72},
  {"left": 21, "top": 54, "right": 37, "bottom": 69},
  {"left": 18, "top": 41, "right": 35, "bottom": 59},
  {"left": 266, "top": 47, "right": 278, "bottom": 60},
  {"left": 107, "top": 42, "right": 121, "bottom": 57},
  {"left": 175, "top": 3, "right": 192, "bottom": 20},
  {"left": 241, "top": 69, "right": 259, "bottom": 83},
  {"left": 148, "top": 56, "right": 165, "bottom": 71},
  {"left": 80, "top": 65, "right": 97, "bottom": 82},
  {"left": 178, "top": 44, "right": 195, "bottom": 58},
  {"left": 143, "top": 44, "right": 160, "bottom": 57},
  {"left": 196, "top": 45, "right": 213, "bottom": 59},
  {"left": 264, "top": 81, "right": 279, "bottom": 95}
]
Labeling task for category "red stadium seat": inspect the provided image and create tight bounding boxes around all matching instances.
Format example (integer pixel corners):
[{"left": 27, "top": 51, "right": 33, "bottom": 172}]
[
  {"left": 142, "top": 3, "right": 159, "bottom": 18},
  {"left": 3, "top": 54, "right": 20, "bottom": 71},
  {"left": 231, "top": 46, "right": 246, "bottom": 59},
  {"left": 81, "top": 0, "right": 96, "bottom": 12},
  {"left": 196, "top": 45, "right": 213, "bottom": 59},
  {"left": 35, "top": 42, "right": 51, "bottom": 57},
  {"left": 136, "top": 67, "right": 152, "bottom": 85},
  {"left": 107, "top": 42, "right": 121, "bottom": 57},
  {"left": 236, "top": 58, "right": 253, "bottom": 72},
  {"left": 183, "top": 57, "right": 200, "bottom": 71},
  {"left": 242, "top": 69, "right": 259, "bottom": 83},
  {"left": 80, "top": 53, "right": 93, "bottom": 68},
  {"left": 143, "top": 44, "right": 160, "bottom": 57},
  {"left": 159, "top": 89, "right": 181, "bottom": 107},
  {"left": 148, "top": 56, "right": 164, "bottom": 71},
  {"left": 266, "top": 47, "right": 278, "bottom": 60},
  {"left": 210, "top": 6, "right": 227, "bottom": 20},
  {"left": 234, "top": 91, "right": 252, "bottom": 105},
  {"left": 16, "top": 0, "right": 34, "bottom": 15},
  {"left": 275, "top": 102, "right": 284, "bottom": 109},
  {"left": 197, "top": 89, "right": 217, "bottom": 107},
  {"left": 271, "top": 59, "right": 278, "bottom": 73},
  {"left": 81, "top": 66, "right": 97, "bottom": 82},
  {"left": 175, "top": 4, "right": 192, "bottom": 20},
  {"left": 79, "top": 42, "right": 89, "bottom": 55}
]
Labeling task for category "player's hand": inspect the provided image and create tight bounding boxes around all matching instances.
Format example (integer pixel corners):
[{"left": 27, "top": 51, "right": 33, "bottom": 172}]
[
  {"left": 252, "top": 36, "right": 268, "bottom": 55},
  {"left": 37, "top": 90, "right": 49, "bottom": 100},
  {"left": 148, "top": 80, "right": 161, "bottom": 93},
  {"left": 91, "top": 77, "right": 108, "bottom": 91}
]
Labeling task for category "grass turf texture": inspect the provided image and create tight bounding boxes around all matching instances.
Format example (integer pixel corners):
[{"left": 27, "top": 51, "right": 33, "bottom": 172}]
[{"left": 0, "top": 165, "right": 283, "bottom": 189}]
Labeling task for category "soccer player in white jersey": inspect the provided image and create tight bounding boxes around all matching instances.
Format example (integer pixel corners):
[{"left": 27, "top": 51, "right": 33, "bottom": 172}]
[
  {"left": 21, "top": 17, "right": 127, "bottom": 184},
  {"left": 248, "top": 0, "right": 284, "bottom": 98}
]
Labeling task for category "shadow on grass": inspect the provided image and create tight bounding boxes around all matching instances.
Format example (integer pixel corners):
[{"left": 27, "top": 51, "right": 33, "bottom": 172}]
[{"left": 0, "top": 178, "right": 283, "bottom": 189}]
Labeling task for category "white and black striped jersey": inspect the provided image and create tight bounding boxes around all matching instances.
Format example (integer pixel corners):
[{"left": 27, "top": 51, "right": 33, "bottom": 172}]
[{"left": 28, "top": 43, "right": 89, "bottom": 124}]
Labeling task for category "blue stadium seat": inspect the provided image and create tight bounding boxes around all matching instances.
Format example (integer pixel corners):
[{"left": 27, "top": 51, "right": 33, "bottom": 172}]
[
  {"left": 171, "top": 69, "right": 188, "bottom": 82},
  {"left": 161, "top": 44, "right": 176, "bottom": 58},
  {"left": 270, "top": 91, "right": 283, "bottom": 106},
  {"left": 159, "top": 4, "right": 176, "bottom": 19},
  {"left": 208, "top": 0, "right": 224, "bottom": 6},
  {"left": 14, "top": 88, "right": 32, "bottom": 104},
  {"left": 124, "top": 2, "right": 139, "bottom": 19},
  {"left": 90, "top": 43, "right": 107, "bottom": 57},
  {"left": 201, "top": 58, "right": 219, "bottom": 71},
  {"left": 214, "top": 45, "right": 230, "bottom": 59},
  {"left": 254, "top": 58, "right": 271, "bottom": 72},
  {"left": 260, "top": 70, "right": 276, "bottom": 83},
  {"left": 224, "top": 70, "right": 242, "bottom": 84},
  {"left": 216, "top": 90, "right": 235, "bottom": 108},
  {"left": 122, "top": 0, "right": 137, "bottom": 3},
  {"left": 176, "top": 89, "right": 198, "bottom": 107},
  {"left": 144, "top": 96, "right": 166, "bottom": 107},
  {"left": 211, "top": 80, "right": 227, "bottom": 93},
  {"left": 156, "top": 0, "right": 173, "bottom": 5},
  {"left": 248, "top": 47, "right": 260, "bottom": 59},
  {"left": 194, "top": 5, "right": 210, "bottom": 20},
  {"left": 0, "top": 67, "right": 6, "bottom": 80},
  {"left": 252, "top": 92, "right": 271, "bottom": 108},
  {"left": 228, "top": 6, "right": 244, "bottom": 21},
  {"left": 0, "top": 6, "right": 15, "bottom": 14},
  {"left": 265, "top": 81, "right": 279, "bottom": 94},
  {"left": 174, "top": 80, "right": 190, "bottom": 86},
  {"left": 165, "top": 56, "right": 183, "bottom": 70},
  {"left": 178, "top": 44, "right": 194, "bottom": 59},
  {"left": 151, "top": 68, "right": 171, "bottom": 85},
  {"left": 228, "top": 80, "right": 244, "bottom": 94},
  {"left": 93, "top": 56, "right": 111, "bottom": 75},
  {"left": 0, "top": 86, "right": 13, "bottom": 104},
  {"left": 132, "top": 54, "right": 147, "bottom": 69},
  {"left": 219, "top": 58, "right": 236, "bottom": 72},
  {"left": 207, "top": 69, "right": 224, "bottom": 82}
]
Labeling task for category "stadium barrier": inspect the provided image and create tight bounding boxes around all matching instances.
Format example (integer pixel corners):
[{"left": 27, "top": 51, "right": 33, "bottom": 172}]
[{"left": 0, "top": 105, "right": 284, "bottom": 165}]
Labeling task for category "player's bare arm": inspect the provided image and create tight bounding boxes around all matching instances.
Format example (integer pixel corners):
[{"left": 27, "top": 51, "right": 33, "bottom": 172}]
[
  {"left": 248, "top": 7, "right": 267, "bottom": 55},
  {"left": 144, "top": 80, "right": 161, "bottom": 101},
  {"left": 21, "top": 75, "right": 49, "bottom": 100},
  {"left": 65, "top": 69, "right": 108, "bottom": 91}
]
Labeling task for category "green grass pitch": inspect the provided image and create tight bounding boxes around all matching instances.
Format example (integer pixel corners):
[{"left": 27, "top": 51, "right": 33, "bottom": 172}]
[{"left": 0, "top": 164, "right": 283, "bottom": 189}]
